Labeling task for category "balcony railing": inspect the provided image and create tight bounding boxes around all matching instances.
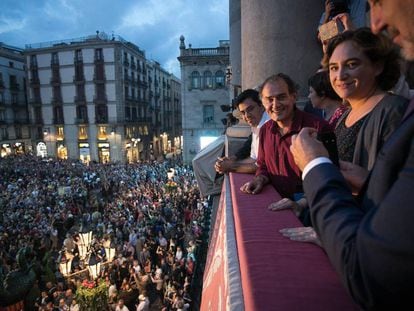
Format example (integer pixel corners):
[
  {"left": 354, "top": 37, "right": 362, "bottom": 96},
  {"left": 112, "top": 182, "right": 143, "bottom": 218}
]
[
  {"left": 73, "top": 75, "right": 85, "bottom": 83},
  {"left": 75, "top": 117, "right": 89, "bottom": 124},
  {"left": 93, "top": 96, "right": 107, "bottom": 104},
  {"left": 95, "top": 115, "right": 108, "bottom": 124},
  {"left": 53, "top": 117, "right": 65, "bottom": 125},
  {"left": 10, "top": 83, "right": 20, "bottom": 91},
  {"left": 74, "top": 96, "right": 86, "bottom": 104},
  {"left": 30, "top": 77, "right": 40, "bottom": 86}
]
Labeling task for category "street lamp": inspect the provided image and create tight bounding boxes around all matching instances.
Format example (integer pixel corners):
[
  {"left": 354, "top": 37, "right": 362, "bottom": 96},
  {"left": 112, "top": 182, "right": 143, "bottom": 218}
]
[
  {"left": 87, "top": 253, "right": 101, "bottom": 280},
  {"left": 104, "top": 242, "right": 116, "bottom": 263},
  {"left": 59, "top": 252, "right": 73, "bottom": 277},
  {"left": 78, "top": 231, "right": 93, "bottom": 256},
  {"left": 59, "top": 229, "right": 116, "bottom": 280},
  {"left": 167, "top": 168, "right": 175, "bottom": 180}
]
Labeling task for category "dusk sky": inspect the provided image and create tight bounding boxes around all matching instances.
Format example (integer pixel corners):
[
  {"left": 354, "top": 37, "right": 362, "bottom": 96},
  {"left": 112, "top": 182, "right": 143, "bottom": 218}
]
[{"left": 0, "top": 0, "right": 229, "bottom": 77}]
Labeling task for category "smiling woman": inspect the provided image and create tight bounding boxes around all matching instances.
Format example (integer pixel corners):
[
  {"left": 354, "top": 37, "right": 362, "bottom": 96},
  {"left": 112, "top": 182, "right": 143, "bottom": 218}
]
[{"left": 322, "top": 28, "right": 408, "bottom": 167}]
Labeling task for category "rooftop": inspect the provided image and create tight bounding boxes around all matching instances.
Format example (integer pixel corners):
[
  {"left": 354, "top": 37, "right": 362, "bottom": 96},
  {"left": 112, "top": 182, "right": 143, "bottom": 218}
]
[{"left": 24, "top": 31, "right": 145, "bottom": 57}]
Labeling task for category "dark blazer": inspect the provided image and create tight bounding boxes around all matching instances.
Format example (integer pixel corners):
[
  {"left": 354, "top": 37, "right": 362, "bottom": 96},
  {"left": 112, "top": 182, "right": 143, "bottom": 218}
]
[{"left": 303, "top": 99, "right": 414, "bottom": 310}]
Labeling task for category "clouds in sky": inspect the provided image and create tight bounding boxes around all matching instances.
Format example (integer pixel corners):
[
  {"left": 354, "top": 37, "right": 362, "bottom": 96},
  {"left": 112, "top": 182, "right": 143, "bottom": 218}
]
[{"left": 0, "top": 0, "right": 229, "bottom": 77}]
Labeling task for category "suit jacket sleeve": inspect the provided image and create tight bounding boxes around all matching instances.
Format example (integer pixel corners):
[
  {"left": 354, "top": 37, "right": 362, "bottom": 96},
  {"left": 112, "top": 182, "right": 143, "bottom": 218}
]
[{"left": 304, "top": 145, "right": 414, "bottom": 310}]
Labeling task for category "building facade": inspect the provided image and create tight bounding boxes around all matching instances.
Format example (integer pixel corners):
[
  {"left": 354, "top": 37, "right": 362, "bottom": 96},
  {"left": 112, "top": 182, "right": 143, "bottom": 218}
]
[
  {"left": 23, "top": 32, "right": 181, "bottom": 163},
  {"left": 0, "top": 43, "right": 30, "bottom": 157},
  {"left": 146, "top": 61, "right": 182, "bottom": 160},
  {"left": 178, "top": 36, "right": 230, "bottom": 164}
]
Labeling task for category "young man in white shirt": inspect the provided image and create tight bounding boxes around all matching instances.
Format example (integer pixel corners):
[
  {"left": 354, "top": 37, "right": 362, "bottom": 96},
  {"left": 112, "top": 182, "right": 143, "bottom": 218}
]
[{"left": 215, "top": 89, "right": 270, "bottom": 174}]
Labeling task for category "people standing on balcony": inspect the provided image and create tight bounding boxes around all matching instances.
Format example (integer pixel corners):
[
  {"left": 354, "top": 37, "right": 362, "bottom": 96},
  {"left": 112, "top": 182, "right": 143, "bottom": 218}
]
[
  {"left": 240, "top": 73, "right": 332, "bottom": 200},
  {"left": 289, "top": 0, "right": 414, "bottom": 308},
  {"left": 272, "top": 28, "right": 408, "bottom": 227},
  {"left": 215, "top": 89, "right": 270, "bottom": 174}
]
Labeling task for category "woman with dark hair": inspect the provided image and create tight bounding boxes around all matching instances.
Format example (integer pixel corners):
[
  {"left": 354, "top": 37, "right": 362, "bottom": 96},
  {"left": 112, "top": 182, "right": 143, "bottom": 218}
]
[
  {"left": 323, "top": 27, "right": 408, "bottom": 168},
  {"left": 308, "top": 70, "right": 348, "bottom": 126}
]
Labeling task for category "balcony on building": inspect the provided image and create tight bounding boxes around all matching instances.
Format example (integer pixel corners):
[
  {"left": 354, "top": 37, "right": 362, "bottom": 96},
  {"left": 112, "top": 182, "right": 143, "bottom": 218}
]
[
  {"left": 74, "top": 96, "right": 86, "bottom": 105},
  {"left": 93, "top": 74, "right": 106, "bottom": 84},
  {"left": 74, "top": 57, "right": 83, "bottom": 64},
  {"left": 73, "top": 74, "right": 85, "bottom": 84},
  {"left": 33, "top": 117, "right": 43, "bottom": 125},
  {"left": 199, "top": 127, "right": 357, "bottom": 310},
  {"left": 95, "top": 104, "right": 108, "bottom": 124},
  {"left": 30, "top": 61, "right": 38, "bottom": 69},
  {"left": 29, "top": 98, "right": 42, "bottom": 107},
  {"left": 75, "top": 116, "right": 89, "bottom": 124},
  {"left": 53, "top": 116, "right": 65, "bottom": 125},
  {"left": 124, "top": 74, "right": 131, "bottom": 83},
  {"left": 51, "top": 97, "right": 63, "bottom": 105},
  {"left": 11, "top": 103, "right": 27, "bottom": 112},
  {"left": 95, "top": 115, "right": 108, "bottom": 124},
  {"left": 94, "top": 57, "right": 104, "bottom": 65},
  {"left": 10, "top": 82, "right": 20, "bottom": 91},
  {"left": 93, "top": 95, "right": 107, "bottom": 105},
  {"left": 14, "top": 117, "right": 29, "bottom": 125},
  {"left": 50, "top": 76, "right": 61, "bottom": 85},
  {"left": 30, "top": 77, "right": 40, "bottom": 86}
]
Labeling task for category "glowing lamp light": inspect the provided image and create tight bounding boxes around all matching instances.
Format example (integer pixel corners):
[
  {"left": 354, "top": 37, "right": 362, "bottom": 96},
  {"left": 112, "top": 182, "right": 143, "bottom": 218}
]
[
  {"left": 105, "top": 246, "right": 116, "bottom": 263},
  {"left": 59, "top": 258, "right": 73, "bottom": 277},
  {"left": 88, "top": 254, "right": 101, "bottom": 280},
  {"left": 79, "top": 230, "right": 93, "bottom": 248},
  {"left": 167, "top": 169, "right": 175, "bottom": 180},
  {"left": 78, "top": 244, "right": 88, "bottom": 259}
]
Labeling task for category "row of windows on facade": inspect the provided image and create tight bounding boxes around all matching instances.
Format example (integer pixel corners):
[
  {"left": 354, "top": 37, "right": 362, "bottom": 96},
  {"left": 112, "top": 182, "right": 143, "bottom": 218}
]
[
  {"left": 31, "top": 49, "right": 147, "bottom": 71},
  {"left": 32, "top": 104, "right": 153, "bottom": 124},
  {"left": 0, "top": 73, "right": 20, "bottom": 90},
  {"left": 191, "top": 71, "right": 225, "bottom": 89},
  {"left": 31, "top": 49, "right": 104, "bottom": 66},
  {"left": 0, "top": 123, "right": 149, "bottom": 142},
  {"left": 38, "top": 125, "right": 149, "bottom": 141},
  {"left": 0, "top": 92, "right": 19, "bottom": 105}
]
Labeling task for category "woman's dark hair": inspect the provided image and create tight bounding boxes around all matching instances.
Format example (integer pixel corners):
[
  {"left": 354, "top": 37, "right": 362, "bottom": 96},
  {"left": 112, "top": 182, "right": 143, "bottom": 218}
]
[
  {"left": 328, "top": 0, "right": 349, "bottom": 20},
  {"left": 322, "top": 27, "right": 401, "bottom": 91},
  {"left": 260, "top": 73, "right": 299, "bottom": 95},
  {"left": 308, "top": 70, "right": 341, "bottom": 100}
]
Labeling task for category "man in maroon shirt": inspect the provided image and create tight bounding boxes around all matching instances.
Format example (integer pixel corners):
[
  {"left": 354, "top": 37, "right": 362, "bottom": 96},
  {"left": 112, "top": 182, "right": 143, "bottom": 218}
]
[{"left": 240, "top": 73, "right": 332, "bottom": 199}]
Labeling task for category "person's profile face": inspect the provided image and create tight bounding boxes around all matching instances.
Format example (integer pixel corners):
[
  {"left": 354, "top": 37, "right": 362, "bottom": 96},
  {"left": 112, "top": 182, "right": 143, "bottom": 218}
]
[
  {"left": 369, "top": 0, "right": 414, "bottom": 60},
  {"left": 308, "top": 87, "right": 323, "bottom": 108}
]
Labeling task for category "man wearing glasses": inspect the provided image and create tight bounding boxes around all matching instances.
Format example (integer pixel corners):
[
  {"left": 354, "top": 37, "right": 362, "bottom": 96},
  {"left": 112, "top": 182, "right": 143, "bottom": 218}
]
[{"left": 215, "top": 89, "right": 270, "bottom": 174}]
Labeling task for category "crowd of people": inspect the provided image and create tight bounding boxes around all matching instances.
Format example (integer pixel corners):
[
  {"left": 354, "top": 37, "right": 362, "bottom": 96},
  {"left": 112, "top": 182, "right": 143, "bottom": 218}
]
[
  {"left": 0, "top": 155, "right": 210, "bottom": 310},
  {"left": 2, "top": 0, "right": 414, "bottom": 310}
]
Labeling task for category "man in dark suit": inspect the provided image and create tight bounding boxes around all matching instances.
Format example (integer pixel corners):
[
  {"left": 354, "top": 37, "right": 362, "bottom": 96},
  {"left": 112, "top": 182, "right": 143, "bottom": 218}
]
[{"left": 289, "top": 0, "right": 414, "bottom": 309}]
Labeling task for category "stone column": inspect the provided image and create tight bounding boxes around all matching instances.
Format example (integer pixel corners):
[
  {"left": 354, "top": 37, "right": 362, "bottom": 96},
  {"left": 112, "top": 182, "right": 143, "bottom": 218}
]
[
  {"left": 240, "top": 0, "right": 324, "bottom": 96},
  {"left": 229, "top": 0, "right": 241, "bottom": 91}
]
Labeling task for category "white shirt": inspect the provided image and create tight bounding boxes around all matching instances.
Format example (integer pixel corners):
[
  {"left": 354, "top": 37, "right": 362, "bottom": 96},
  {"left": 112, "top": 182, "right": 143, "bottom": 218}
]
[
  {"left": 136, "top": 298, "right": 150, "bottom": 311},
  {"left": 250, "top": 111, "right": 270, "bottom": 160},
  {"left": 302, "top": 157, "right": 332, "bottom": 180}
]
